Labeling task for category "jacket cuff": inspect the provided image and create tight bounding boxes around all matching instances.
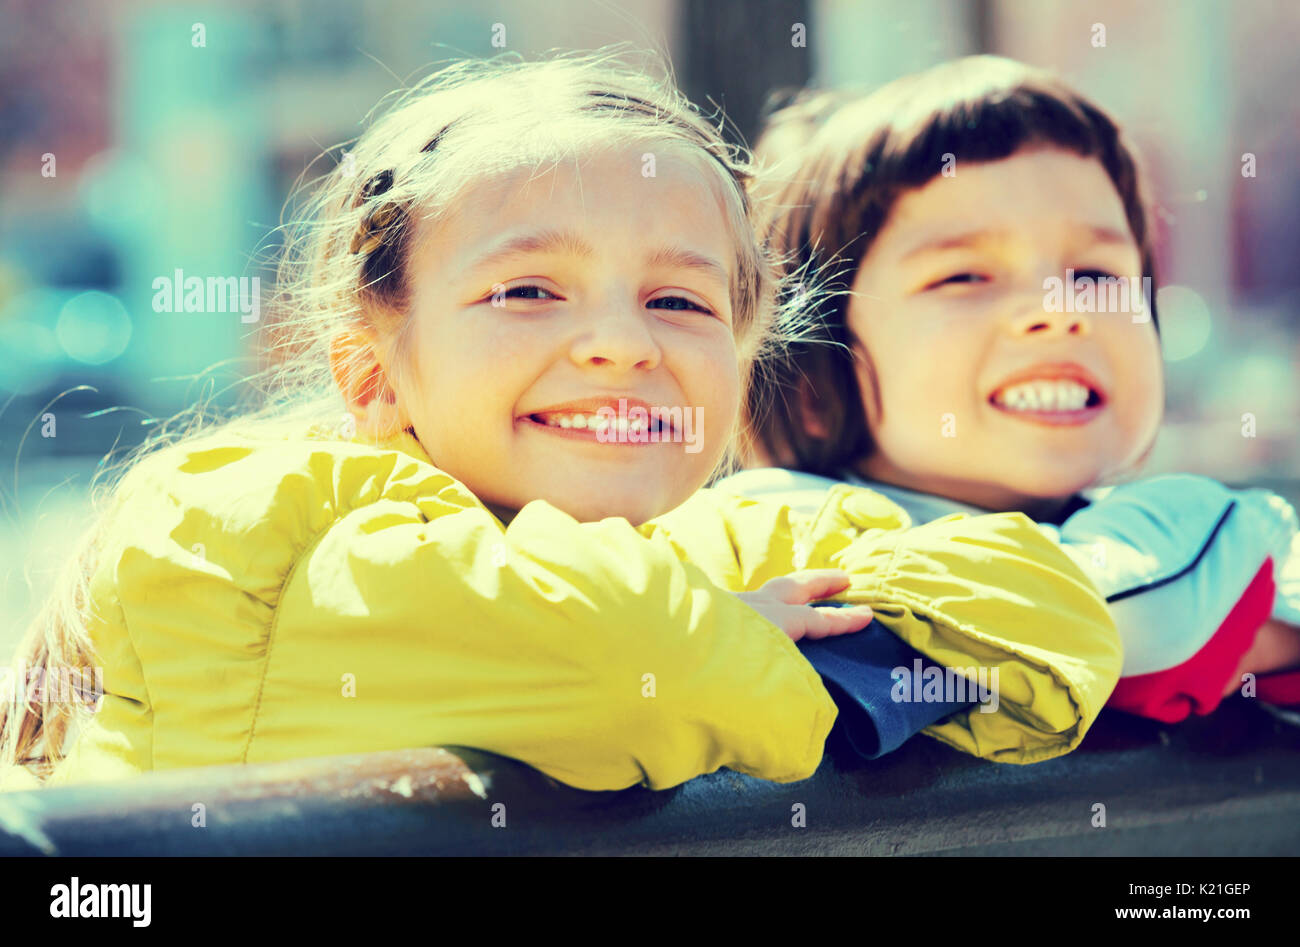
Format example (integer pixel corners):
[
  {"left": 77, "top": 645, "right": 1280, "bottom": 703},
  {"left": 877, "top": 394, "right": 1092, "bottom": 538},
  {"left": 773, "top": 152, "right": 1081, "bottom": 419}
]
[
  {"left": 829, "top": 510, "right": 1122, "bottom": 763},
  {"left": 798, "top": 622, "right": 975, "bottom": 759},
  {"left": 1257, "top": 669, "right": 1300, "bottom": 706}
]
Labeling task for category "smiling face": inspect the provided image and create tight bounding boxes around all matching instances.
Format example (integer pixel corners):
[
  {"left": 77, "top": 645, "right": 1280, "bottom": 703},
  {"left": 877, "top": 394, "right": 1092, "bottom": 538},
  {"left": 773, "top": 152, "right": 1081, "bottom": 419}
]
[
  {"left": 376, "top": 144, "right": 741, "bottom": 525},
  {"left": 847, "top": 147, "right": 1164, "bottom": 512}
]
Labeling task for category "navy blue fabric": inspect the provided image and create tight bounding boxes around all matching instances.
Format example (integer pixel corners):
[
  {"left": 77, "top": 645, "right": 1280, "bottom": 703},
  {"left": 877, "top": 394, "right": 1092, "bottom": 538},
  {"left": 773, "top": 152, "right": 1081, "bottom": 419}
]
[{"left": 798, "top": 619, "right": 976, "bottom": 759}]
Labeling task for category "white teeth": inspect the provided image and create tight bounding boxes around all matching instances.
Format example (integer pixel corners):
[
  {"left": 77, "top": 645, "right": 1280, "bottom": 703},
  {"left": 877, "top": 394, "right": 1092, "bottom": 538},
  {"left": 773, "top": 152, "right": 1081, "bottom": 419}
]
[
  {"left": 533, "top": 410, "right": 660, "bottom": 434},
  {"left": 536, "top": 412, "right": 611, "bottom": 430},
  {"left": 996, "top": 379, "right": 1091, "bottom": 412}
]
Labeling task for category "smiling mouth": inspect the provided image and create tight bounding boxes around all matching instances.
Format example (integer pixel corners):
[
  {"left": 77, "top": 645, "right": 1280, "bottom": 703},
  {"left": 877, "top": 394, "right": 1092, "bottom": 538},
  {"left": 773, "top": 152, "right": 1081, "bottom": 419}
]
[
  {"left": 988, "top": 378, "right": 1106, "bottom": 426},
  {"left": 520, "top": 411, "right": 675, "bottom": 442}
]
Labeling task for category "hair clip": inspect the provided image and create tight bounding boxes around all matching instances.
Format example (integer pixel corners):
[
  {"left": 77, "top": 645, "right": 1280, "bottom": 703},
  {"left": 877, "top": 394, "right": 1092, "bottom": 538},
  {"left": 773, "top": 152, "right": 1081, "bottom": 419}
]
[
  {"left": 422, "top": 121, "right": 457, "bottom": 153},
  {"left": 350, "top": 200, "right": 402, "bottom": 256},
  {"left": 361, "top": 168, "right": 394, "bottom": 200}
]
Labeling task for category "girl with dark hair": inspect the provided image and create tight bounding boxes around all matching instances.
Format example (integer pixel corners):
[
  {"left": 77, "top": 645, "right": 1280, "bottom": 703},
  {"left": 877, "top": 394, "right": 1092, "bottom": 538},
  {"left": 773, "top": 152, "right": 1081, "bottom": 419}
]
[{"left": 721, "top": 55, "right": 1300, "bottom": 730}]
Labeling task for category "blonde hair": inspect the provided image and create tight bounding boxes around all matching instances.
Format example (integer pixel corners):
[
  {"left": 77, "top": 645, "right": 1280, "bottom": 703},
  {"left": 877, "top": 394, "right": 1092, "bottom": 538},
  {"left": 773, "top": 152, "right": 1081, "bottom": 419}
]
[{"left": 0, "top": 47, "right": 817, "bottom": 782}]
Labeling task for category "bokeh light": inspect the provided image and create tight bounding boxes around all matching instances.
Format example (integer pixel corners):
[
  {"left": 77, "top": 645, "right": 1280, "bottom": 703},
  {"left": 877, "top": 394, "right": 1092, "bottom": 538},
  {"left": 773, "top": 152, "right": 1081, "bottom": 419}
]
[
  {"left": 0, "top": 289, "right": 71, "bottom": 394},
  {"left": 1156, "top": 285, "right": 1214, "bottom": 362},
  {"left": 55, "top": 290, "right": 133, "bottom": 365}
]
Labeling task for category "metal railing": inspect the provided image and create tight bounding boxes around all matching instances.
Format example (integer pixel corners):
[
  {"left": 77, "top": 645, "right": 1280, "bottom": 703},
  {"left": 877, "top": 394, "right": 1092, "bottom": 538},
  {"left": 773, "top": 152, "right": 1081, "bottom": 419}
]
[{"left": 3, "top": 699, "right": 1298, "bottom": 856}]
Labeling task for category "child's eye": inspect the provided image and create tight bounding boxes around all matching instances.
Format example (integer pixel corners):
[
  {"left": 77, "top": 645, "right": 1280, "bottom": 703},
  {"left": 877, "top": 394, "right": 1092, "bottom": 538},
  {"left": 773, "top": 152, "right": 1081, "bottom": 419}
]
[
  {"left": 647, "top": 295, "right": 713, "bottom": 315},
  {"left": 925, "top": 273, "right": 989, "bottom": 290},
  {"left": 1072, "top": 269, "right": 1119, "bottom": 282},
  {"left": 500, "top": 284, "right": 560, "bottom": 301}
]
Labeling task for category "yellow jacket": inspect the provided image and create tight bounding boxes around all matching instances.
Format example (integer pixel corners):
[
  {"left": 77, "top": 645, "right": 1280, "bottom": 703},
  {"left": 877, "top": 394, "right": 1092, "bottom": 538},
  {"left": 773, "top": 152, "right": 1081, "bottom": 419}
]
[{"left": 2, "top": 425, "right": 1120, "bottom": 793}]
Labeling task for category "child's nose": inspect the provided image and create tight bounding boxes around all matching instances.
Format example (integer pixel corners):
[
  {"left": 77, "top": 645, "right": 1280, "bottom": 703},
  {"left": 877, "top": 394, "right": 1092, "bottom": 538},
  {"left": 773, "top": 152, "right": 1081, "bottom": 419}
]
[
  {"left": 568, "top": 303, "right": 663, "bottom": 372},
  {"left": 1006, "top": 300, "right": 1093, "bottom": 339}
]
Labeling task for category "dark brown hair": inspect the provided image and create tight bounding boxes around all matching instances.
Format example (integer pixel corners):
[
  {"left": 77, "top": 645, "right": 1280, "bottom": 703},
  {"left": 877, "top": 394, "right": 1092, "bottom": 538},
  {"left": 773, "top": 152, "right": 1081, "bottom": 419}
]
[{"left": 746, "top": 55, "right": 1161, "bottom": 475}]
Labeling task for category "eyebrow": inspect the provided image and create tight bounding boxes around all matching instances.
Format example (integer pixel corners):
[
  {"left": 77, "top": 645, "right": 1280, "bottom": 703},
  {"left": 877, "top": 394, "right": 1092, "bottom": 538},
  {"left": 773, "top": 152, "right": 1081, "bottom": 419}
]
[
  {"left": 466, "top": 227, "right": 730, "bottom": 287},
  {"left": 645, "top": 245, "right": 731, "bottom": 288},
  {"left": 900, "top": 225, "right": 1135, "bottom": 261}
]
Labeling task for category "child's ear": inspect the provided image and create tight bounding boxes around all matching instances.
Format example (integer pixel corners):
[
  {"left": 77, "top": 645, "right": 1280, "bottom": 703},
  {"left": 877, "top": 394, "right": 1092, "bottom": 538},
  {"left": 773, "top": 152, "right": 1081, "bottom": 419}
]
[
  {"left": 798, "top": 379, "right": 830, "bottom": 440},
  {"left": 328, "top": 329, "right": 409, "bottom": 439},
  {"left": 848, "top": 339, "right": 883, "bottom": 433}
]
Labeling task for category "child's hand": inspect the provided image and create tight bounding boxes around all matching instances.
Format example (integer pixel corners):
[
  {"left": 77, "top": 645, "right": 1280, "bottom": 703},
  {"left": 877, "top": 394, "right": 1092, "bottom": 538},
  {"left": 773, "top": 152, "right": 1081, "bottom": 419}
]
[
  {"left": 733, "top": 569, "right": 874, "bottom": 642},
  {"left": 1223, "top": 618, "right": 1300, "bottom": 698}
]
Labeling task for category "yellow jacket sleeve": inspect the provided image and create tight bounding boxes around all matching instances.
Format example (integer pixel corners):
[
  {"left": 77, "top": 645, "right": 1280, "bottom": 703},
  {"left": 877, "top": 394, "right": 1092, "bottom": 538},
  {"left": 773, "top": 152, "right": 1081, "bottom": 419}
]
[
  {"left": 21, "top": 437, "right": 835, "bottom": 793},
  {"left": 644, "top": 484, "right": 1122, "bottom": 763},
  {"left": 261, "top": 493, "right": 838, "bottom": 791}
]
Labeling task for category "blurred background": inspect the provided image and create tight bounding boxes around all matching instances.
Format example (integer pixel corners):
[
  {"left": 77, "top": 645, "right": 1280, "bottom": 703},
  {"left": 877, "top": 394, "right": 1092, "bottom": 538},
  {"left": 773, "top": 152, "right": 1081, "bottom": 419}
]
[{"left": 1, "top": 0, "right": 1297, "bottom": 655}]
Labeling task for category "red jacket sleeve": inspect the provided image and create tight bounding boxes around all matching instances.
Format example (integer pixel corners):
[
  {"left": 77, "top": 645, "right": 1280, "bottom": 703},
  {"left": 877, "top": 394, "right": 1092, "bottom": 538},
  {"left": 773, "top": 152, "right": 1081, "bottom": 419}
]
[{"left": 1107, "top": 558, "right": 1276, "bottom": 722}]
